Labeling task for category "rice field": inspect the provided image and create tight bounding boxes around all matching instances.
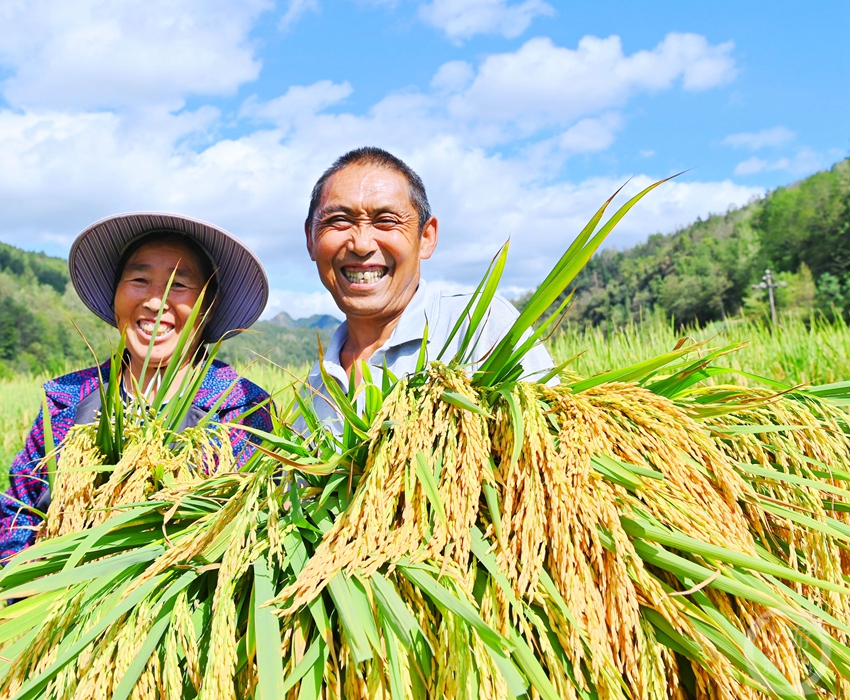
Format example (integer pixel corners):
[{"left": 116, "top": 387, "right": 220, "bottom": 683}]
[{"left": 1, "top": 312, "right": 848, "bottom": 489}]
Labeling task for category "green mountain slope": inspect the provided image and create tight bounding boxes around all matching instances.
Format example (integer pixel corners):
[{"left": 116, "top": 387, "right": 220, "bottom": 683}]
[
  {"left": 0, "top": 242, "right": 115, "bottom": 377},
  {"left": 531, "top": 158, "right": 850, "bottom": 328}
]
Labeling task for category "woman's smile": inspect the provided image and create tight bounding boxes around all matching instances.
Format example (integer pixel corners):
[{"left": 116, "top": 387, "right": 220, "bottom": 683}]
[{"left": 135, "top": 318, "right": 175, "bottom": 340}]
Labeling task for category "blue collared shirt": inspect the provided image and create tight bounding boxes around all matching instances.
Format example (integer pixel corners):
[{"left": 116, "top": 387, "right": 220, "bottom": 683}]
[{"left": 304, "top": 279, "right": 555, "bottom": 437}]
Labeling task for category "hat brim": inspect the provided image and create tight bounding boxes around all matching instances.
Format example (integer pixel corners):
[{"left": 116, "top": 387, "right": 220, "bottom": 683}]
[{"left": 69, "top": 212, "right": 269, "bottom": 341}]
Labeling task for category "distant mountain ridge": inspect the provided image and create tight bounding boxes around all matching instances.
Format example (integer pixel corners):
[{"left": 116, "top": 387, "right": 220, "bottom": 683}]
[{"left": 267, "top": 311, "right": 341, "bottom": 332}]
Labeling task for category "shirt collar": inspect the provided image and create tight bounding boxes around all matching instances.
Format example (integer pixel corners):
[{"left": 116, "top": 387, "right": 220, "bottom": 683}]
[{"left": 323, "top": 279, "right": 432, "bottom": 369}]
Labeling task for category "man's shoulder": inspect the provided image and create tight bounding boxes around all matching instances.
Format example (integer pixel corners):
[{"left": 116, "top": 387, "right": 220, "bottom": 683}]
[{"left": 425, "top": 284, "right": 520, "bottom": 332}]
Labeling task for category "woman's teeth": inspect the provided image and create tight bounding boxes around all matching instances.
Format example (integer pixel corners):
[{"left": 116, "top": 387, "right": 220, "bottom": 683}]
[
  {"left": 138, "top": 320, "right": 172, "bottom": 337},
  {"left": 344, "top": 268, "right": 386, "bottom": 284}
]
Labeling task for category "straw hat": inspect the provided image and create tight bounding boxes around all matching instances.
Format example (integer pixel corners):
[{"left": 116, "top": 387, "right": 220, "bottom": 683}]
[{"left": 69, "top": 212, "right": 269, "bottom": 341}]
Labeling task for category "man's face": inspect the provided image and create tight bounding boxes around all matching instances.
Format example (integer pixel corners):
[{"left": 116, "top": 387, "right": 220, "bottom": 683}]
[{"left": 306, "top": 165, "right": 438, "bottom": 325}]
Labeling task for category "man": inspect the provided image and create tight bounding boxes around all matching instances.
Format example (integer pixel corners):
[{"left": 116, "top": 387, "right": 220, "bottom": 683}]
[{"left": 303, "top": 147, "right": 554, "bottom": 436}]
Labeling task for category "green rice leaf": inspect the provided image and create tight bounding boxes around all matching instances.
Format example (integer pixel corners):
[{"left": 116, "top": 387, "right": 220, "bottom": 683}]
[
  {"left": 0, "top": 545, "right": 165, "bottom": 601},
  {"left": 508, "top": 627, "right": 561, "bottom": 700},
  {"left": 326, "top": 572, "right": 375, "bottom": 663},
  {"left": 440, "top": 390, "right": 491, "bottom": 417},
  {"left": 398, "top": 563, "right": 508, "bottom": 652},
  {"left": 253, "top": 557, "right": 285, "bottom": 700},
  {"left": 414, "top": 451, "right": 447, "bottom": 527},
  {"left": 622, "top": 517, "right": 850, "bottom": 594}
]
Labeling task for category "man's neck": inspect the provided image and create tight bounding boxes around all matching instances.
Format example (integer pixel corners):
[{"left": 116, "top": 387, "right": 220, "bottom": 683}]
[{"left": 339, "top": 310, "right": 404, "bottom": 377}]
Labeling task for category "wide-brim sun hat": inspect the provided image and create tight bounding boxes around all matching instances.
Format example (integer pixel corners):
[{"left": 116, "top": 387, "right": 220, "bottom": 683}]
[{"left": 69, "top": 212, "right": 269, "bottom": 341}]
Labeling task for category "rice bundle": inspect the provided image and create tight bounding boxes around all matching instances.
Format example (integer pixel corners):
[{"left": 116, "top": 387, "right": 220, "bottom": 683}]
[{"left": 4, "top": 182, "right": 850, "bottom": 699}]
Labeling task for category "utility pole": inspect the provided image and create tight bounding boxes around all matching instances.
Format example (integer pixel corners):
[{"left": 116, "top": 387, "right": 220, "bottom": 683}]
[{"left": 752, "top": 269, "right": 787, "bottom": 325}]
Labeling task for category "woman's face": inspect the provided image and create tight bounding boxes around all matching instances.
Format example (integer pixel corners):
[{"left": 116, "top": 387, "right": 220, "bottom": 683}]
[{"left": 113, "top": 240, "right": 207, "bottom": 369}]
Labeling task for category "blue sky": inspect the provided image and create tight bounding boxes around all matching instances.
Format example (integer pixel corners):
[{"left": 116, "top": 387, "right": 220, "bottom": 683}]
[{"left": 0, "top": 0, "right": 846, "bottom": 319}]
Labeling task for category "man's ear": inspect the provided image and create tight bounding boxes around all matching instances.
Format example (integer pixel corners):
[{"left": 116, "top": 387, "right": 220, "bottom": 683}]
[
  {"left": 419, "top": 216, "right": 438, "bottom": 260},
  {"left": 305, "top": 220, "right": 315, "bottom": 261}
]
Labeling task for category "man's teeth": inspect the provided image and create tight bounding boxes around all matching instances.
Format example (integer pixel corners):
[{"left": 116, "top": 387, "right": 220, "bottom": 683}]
[
  {"left": 139, "top": 321, "right": 171, "bottom": 337},
  {"left": 344, "top": 268, "right": 386, "bottom": 284}
]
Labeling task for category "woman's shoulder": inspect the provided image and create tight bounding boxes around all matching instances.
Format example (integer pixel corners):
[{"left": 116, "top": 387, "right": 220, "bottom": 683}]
[
  {"left": 196, "top": 359, "right": 271, "bottom": 411},
  {"left": 43, "top": 362, "right": 109, "bottom": 409}
]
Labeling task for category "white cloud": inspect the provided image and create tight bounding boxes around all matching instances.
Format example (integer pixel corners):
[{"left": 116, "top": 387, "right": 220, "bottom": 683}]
[
  {"left": 240, "top": 81, "right": 353, "bottom": 128},
  {"left": 723, "top": 126, "right": 795, "bottom": 150},
  {"left": 278, "top": 0, "right": 320, "bottom": 31},
  {"left": 418, "top": 0, "right": 554, "bottom": 42},
  {"left": 734, "top": 156, "right": 768, "bottom": 175},
  {"left": 558, "top": 114, "right": 623, "bottom": 155},
  {"left": 0, "top": 0, "right": 270, "bottom": 111},
  {"left": 430, "top": 61, "right": 475, "bottom": 94},
  {"left": 0, "top": 19, "right": 756, "bottom": 312},
  {"left": 446, "top": 33, "right": 736, "bottom": 132},
  {"left": 0, "top": 94, "right": 761, "bottom": 297},
  {"left": 734, "top": 148, "right": 824, "bottom": 177}
]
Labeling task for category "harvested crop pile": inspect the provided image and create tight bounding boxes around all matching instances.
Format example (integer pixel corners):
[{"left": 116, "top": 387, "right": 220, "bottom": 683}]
[{"left": 3, "top": 184, "right": 850, "bottom": 699}]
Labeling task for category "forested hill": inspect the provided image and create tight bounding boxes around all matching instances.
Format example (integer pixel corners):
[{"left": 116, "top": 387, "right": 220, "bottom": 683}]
[
  {"left": 532, "top": 158, "right": 850, "bottom": 329},
  {"left": 0, "top": 241, "right": 338, "bottom": 376},
  {"left": 0, "top": 241, "right": 115, "bottom": 377}
]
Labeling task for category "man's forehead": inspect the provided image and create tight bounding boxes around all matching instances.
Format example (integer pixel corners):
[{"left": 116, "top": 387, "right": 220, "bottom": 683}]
[{"left": 321, "top": 165, "right": 412, "bottom": 209}]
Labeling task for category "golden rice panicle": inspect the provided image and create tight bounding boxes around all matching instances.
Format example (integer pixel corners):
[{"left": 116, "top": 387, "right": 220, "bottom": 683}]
[
  {"left": 172, "top": 588, "right": 201, "bottom": 691},
  {"left": 42, "top": 425, "right": 103, "bottom": 538},
  {"left": 0, "top": 586, "right": 85, "bottom": 699},
  {"left": 705, "top": 387, "right": 850, "bottom": 592},
  {"left": 534, "top": 382, "right": 822, "bottom": 700},
  {"left": 491, "top": 383, "right": 651, "bottom": 697},
  {"left": 581, "top": 383, "right": 756, "bottom": 554},
  {"left": 199, "top": 480, "right": 266, "bottom": 700},
  {"left": 277, "top": 364, "right": 491, "bottom": 609},
  {"left": 434, "top": 604, "right": 479, "bottom": 700},
  {"left": 339, "top": 635, "right": 370, "bottom": 700},
  {"left": 489, "top": 384, "right": 549, "bottom": 599},
  {"left": 417, "top": 365, "right": 491, "bottom": 568},
  {"left": 520, "top": 385, "right": 654, "bottom": 695}
]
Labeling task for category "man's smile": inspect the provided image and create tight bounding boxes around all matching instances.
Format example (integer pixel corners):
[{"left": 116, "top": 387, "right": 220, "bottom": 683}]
[{"left": 342, "top": 266, "right": 388, "bottom": 285}]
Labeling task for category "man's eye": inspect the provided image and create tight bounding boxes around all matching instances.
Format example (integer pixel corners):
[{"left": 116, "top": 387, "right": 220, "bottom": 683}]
[{"left": 324, "top": 216, "right": 350, "bottom": 226}]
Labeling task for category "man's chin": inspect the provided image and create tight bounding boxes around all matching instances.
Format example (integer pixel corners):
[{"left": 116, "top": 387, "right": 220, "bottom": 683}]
[{"left": 335, "top": 298, "right": 391, "bottom": 320}]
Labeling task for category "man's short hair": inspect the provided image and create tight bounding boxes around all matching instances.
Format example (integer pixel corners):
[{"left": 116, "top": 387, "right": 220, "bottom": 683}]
[{"left": 306, "top": 147, "right": 432, "bottom": 234}]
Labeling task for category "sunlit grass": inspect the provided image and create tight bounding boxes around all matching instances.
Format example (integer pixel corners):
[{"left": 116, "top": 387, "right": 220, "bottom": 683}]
[
  {"left": 2, "top": 313, "right": 848, "bottom": 487},
  {"left": 549, "top": 312, "right": 850, "bottom": 387}
]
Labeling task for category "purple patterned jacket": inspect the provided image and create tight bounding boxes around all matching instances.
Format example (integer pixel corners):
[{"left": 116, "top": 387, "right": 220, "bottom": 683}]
[{"left": 0, "top": 359, "right": 273, "bottom": 560}]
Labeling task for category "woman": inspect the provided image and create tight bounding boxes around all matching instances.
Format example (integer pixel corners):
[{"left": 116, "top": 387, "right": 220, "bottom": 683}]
[{"left": 0, "top": 212, "right": 273, "bottom": 559}]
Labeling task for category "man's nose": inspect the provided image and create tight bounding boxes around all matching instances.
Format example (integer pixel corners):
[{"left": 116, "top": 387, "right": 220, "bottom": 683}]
[{"left": 348, "top": 225, "right": 379, "bottom": 256}]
